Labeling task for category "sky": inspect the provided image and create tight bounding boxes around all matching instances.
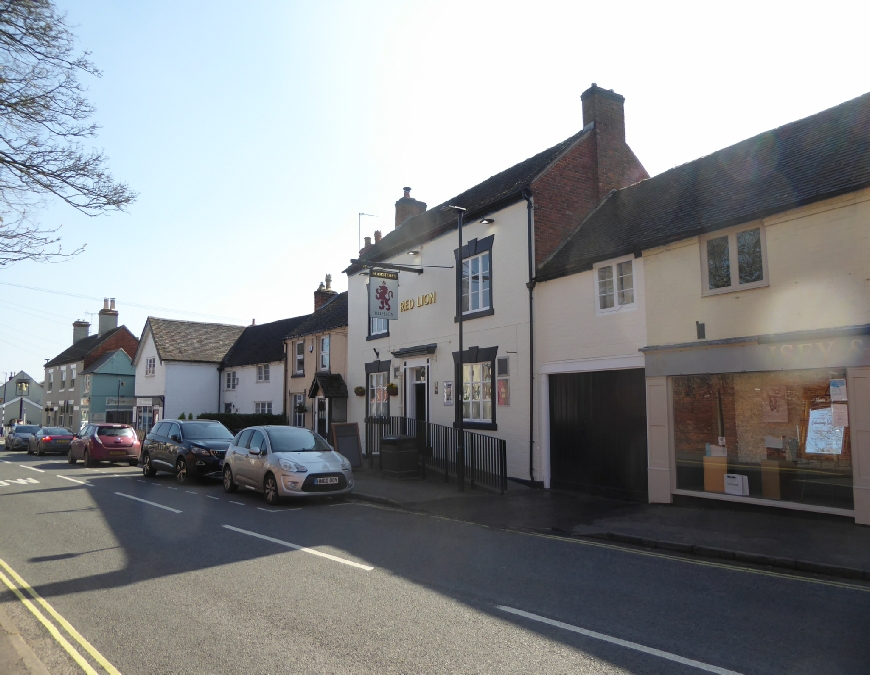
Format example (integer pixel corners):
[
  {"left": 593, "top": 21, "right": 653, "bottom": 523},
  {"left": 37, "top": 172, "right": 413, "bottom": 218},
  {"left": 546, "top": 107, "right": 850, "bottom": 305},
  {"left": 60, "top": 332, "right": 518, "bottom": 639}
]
[{"left": 2, "top": 0, "right": 869, "bottom": 382}]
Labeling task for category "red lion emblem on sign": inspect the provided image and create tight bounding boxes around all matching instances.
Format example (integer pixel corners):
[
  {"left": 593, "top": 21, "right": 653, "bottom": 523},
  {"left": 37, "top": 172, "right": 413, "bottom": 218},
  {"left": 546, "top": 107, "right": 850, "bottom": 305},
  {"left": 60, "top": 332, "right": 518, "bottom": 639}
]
[{"left": 375, "top": 282, "right": 393, "bottom": 311}]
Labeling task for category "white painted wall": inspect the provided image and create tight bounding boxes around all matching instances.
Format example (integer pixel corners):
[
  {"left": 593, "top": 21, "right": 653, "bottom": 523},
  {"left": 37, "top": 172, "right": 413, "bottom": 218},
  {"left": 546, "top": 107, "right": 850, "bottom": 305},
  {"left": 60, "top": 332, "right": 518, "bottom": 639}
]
[
  {"left": 164, "top": 362, "right": 220, "bottom": 419},
  {"left": 133, "top": 328, "right": 166, "bottom": 398},
  {"left": 347, "top": 200, "right": 535, "bottom": 480},
  {"left": 221, "top": 361, "right": 284, "bottom": 414}
]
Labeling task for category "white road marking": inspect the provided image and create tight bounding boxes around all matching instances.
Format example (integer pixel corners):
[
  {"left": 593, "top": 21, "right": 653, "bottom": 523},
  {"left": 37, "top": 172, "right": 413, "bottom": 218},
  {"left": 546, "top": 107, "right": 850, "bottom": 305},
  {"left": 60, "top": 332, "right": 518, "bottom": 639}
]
[
  {"left": 496, "top": 606, "right": 743, "bottom": 675},
  {"left": 257, "top": 507, "right": 279, "bottom": 512},
  {"left": 229, "top": 501, "right": 244, "bottom": 506},
  {"left": 57, "top": 475, "right": 89, "bottom": 485},
  {"left": 206, "top": 495, "right": 219, "bottom": 500},
  {"left": 186, "top": 491, "right": 197, "bottom": 494},
  {"left": 329, "top": 502, "right": 353, "bottom": 506},
  {"left": 222, "top": 525, "right": 374, "bottom": 571},
  {"left": 167, "top": 487, "right": 178, "bottom": 490},
  {"left": 114, "top": 492, "right": 182, "bottom": 513},
  {"left": 137, "top": 479, "right": 146, "bottom": 483},
  {"left": 21, "top": 465, "right": 45, "bottom": 473},
  {"left": 3, "top": 478, "right": 39, "bottom": 485}
]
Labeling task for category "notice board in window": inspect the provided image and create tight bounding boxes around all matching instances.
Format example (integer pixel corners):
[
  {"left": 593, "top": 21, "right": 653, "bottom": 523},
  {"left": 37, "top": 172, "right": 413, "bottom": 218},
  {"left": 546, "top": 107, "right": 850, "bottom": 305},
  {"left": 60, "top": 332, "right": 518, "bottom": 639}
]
[{"left": 332, "top": 422, "right": 363, "bottom": 468}]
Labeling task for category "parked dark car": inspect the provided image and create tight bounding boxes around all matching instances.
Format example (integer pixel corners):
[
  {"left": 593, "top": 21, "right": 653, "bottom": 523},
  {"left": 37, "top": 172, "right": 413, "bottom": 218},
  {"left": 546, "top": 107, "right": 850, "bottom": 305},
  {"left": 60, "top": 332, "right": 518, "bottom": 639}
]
[
  {"left": 141, "top": 419, "right": 233, "bottom": 484},
  {"left": 27, "top": 427, "right": 75, "bottom": 455},
  {"left": 69, "top": 424, "right": 140, "bottom": 467},
  {"left": 5, "top": 424, "right": 40, "bottom": 451}
]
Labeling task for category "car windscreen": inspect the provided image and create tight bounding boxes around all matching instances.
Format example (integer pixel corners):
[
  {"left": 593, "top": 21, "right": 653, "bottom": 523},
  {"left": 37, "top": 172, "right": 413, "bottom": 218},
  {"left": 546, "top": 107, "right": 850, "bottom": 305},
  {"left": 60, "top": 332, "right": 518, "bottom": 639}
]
[
  {"left": 43, "top": 427, "right": 71, "bottom": 435},
  {"left": 180, "top": 422, "right": 232, "bottom": 440},
  {"left": 97, "top": 427, "right": 134, "bottom": 438},
  {"left": 15, "top": 426, "right": 39, "bottom": 434},
  {"left": 266, "top": 427, "right": 330, "bottom": 453}
]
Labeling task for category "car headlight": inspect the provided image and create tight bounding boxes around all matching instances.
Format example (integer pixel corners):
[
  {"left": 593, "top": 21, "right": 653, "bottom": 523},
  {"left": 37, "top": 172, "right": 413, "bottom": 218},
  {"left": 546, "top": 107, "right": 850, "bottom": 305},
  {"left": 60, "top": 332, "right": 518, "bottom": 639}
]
[
  {"left": 339, "top": 455, "right": 351, "bottom": 470},
  {"left": 279, "top": 459, "right": 308, "bottom": 473},
  {"left": 190, "top": 446, "right": 210, "bottom": 455}
]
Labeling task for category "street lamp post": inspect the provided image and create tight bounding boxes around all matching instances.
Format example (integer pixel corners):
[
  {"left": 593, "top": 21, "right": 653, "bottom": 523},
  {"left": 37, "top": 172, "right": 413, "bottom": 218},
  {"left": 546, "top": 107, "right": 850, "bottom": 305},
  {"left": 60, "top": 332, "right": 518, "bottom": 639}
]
[{"left": 117, "top": 380, "right": 125, "bottom": 422}]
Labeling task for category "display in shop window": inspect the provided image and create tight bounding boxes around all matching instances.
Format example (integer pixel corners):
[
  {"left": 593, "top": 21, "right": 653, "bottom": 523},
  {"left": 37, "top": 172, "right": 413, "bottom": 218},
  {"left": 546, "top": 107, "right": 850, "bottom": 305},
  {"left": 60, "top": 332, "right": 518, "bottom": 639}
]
[
  {"left": 761, "top": 386, "right": 788, "bottom": 423},
  {"left": 442, "top": 381, "right": 453, "bottom": 406},
  {"left": 829, "top": 379, "right": 847, "bottom": 402}
]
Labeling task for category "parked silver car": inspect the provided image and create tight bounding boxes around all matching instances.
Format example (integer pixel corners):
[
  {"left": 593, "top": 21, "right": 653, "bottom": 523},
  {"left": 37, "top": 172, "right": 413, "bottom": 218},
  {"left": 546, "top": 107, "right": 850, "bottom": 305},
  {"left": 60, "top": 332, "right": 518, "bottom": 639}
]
[
  {"left": 4, "top": 424, "right": 40, "bottom": 451},
  {"left": 222, "top": 426, "right": 353, "bottom": 505}
]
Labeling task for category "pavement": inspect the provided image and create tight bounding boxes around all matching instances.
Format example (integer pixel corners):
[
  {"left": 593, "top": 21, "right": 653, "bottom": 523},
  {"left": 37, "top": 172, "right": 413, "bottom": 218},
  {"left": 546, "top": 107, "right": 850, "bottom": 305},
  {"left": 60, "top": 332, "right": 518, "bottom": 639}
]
[
  {"left": 351, "top": 464, "right": 870, "bottom": 579},
  {"left": 0, "top": 604, "right": 48, "bottom": 675}
]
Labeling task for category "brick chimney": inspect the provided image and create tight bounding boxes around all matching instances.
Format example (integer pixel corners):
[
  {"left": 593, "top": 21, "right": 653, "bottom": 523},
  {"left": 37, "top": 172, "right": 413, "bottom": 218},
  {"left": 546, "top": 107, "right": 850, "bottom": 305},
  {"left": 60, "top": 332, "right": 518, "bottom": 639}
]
[
  {"left": 359, "top": 236, "right": 372, "bottom": 256},
  {"left": 98, "top": 298, "right": 119, "bottom": 336},
  {"left": 72, "top": 320, "right": 90, "bottom": 344},
  {"left": 581, "top": 83, "right": 648, "bottom": 198},
  {"left": 374, "top": 230, "right": 382, "bottom": 243},
  {"left": 314, "top": 274, "right": 337, "bottom": 311},
  {"left": 394, "top": 187, "right": 426, "bottom": 229}
]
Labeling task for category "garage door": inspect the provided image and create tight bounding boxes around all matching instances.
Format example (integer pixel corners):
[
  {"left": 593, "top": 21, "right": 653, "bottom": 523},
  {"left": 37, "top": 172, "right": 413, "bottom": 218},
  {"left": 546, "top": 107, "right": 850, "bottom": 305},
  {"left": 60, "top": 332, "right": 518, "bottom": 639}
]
[{"left": 549, "top": 369, "right": 648, "bottom": 501}]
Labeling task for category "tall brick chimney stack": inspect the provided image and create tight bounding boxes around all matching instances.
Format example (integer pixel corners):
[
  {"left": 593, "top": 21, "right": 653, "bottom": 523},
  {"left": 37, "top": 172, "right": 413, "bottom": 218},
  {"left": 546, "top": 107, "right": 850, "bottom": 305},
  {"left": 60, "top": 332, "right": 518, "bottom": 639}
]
[
  {"left": 580, "top": 83, "right": 648, "bottom": 199},
  {"left": 72, "top": 320, "right": 90, "bottom": 344},
  {"left": 98, "top": 298, "right": 119, "bottom": 336},
  {"left": 313, "top": 274, "right": 337, "bottom": 311},
  {"left": 394, "top": 187, "right": 426, "bottom": 229}
]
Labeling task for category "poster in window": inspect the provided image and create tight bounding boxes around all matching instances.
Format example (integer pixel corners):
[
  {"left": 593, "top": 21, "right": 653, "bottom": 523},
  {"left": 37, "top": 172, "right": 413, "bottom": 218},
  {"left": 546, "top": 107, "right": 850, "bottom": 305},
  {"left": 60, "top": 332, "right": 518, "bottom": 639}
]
[
  {"left": 832, "top": 403, "right": 849, "bottom": 428},
  {"left": 830, "top": 379, "right": 847, "bottom": 402},
  {"left": 805, "top": 407, "right": 843, "bottom": 454},
  {"left": 761, "top": 386, "right": 788, "bottom": 423},
  {"left": 497, "top": 379, "right": 510, "bottom": 406},
  {"left": 443, "top": 381, "right": 453, "bottom": 406}
]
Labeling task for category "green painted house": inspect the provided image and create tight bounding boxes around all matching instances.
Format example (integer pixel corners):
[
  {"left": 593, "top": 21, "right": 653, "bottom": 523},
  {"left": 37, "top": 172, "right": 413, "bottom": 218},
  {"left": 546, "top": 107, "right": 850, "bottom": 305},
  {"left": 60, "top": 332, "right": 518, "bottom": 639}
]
[{"left": 80, "top": 350, "right": 136, "bottom": 426}]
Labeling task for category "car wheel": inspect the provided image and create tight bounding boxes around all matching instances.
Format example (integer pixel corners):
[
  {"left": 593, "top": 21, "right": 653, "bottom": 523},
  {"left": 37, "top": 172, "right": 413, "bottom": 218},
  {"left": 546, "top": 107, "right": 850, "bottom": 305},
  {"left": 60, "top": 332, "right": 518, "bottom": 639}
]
[
  {"left": 84, "top": 450, "right": 94, "bottom": 468},
  {"left": 36, "top": 443, "right": 44, "bottom": 456},
  {"left": 67, "top": 451, "right": 77, "bottom": 465},
  {"left": 175, "top": 459, "right": 189, "bottom": 485},
  {"left": 264, "top": 473, "right": 280, "bottom": 506},
  {"left": 26, "top": 445, "right": 33, "bottom": 455},
  {"left": 142, "top": 453, "right": 156, "bottom": 477},
  {"left": 223, "top": 466, "right": 238, "bottom": 493}
]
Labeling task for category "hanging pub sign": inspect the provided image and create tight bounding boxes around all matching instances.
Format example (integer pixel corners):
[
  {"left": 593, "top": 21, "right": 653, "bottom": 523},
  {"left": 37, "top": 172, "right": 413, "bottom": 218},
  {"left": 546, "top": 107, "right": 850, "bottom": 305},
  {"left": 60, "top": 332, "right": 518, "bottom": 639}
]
[{"left": 369, "top": 270, "right": 399, "bottom": 321}]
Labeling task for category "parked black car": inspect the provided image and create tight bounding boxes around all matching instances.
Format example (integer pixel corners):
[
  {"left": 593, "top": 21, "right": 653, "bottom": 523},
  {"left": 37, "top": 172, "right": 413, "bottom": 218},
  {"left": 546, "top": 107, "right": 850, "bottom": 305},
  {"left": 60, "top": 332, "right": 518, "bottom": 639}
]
[
  {"left": 141, "top": 419, "right": 233, "bottom": 484},
  {"left": 27, "top": 426, "right": 75, "bottom": 455},
  {"left": 4, "top": 424, "right": 40, "bottom": 451}
]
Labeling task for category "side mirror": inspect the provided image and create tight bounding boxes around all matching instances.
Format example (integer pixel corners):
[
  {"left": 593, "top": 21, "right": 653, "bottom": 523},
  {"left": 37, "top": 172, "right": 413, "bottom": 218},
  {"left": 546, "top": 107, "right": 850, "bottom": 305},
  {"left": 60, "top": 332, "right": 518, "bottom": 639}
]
[{"left": 249, "top": 446, "right": 262, "bottom": 456}]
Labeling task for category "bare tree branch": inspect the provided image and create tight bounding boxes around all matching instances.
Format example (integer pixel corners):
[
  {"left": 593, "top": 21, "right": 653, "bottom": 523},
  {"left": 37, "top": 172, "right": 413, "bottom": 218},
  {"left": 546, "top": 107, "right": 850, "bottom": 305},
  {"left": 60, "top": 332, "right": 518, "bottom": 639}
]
[{"left": 0, "top": 0, "right": 136, "bottom": 267}]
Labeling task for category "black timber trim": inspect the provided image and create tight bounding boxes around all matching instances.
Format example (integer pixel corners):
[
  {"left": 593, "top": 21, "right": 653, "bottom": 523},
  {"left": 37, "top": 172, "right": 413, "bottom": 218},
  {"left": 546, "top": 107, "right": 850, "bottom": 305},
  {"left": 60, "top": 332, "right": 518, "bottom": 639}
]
[
  {"left": 452, "top": 346, "right": 498, "bottom": 431},
  {"left": 391, "top": 343, "right": 437, "bottom": 358}
]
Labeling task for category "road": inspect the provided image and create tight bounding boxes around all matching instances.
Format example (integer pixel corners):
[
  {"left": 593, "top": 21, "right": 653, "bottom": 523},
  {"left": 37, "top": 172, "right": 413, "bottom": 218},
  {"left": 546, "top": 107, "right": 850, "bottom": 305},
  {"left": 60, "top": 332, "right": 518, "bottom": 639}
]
[{"left": 0, "top": 447, "right": 868, "bottom": 675}]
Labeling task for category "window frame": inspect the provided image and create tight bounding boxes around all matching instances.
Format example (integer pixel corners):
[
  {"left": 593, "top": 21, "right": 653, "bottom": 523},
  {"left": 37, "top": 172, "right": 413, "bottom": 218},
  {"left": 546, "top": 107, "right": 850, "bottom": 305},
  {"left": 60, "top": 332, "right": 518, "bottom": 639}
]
[
  {"left": 454, "top": 235, "right": 495, "bottom": 322},
  {"left": 319, "top": 336, "right": 330, "bottom": 372},
  {"left": 293, "top": 341, "right": 305, "bottom": 376},
  {"left": 70, "top": 366, "right": 76, "bottom": 389},
  {"left": 47, "top": 370, "right": 53, "bottom": 392},
  {"left": 60, "top": 366, "right": 66, "bottom": 390},
  {"left": 225, "top": 370, "right": 238, "bottom": 390},
  {"left": 593, "top": 254, "right": 638, "bottom": 315},
  {"left": 699, "top": 224, "right": 769, "bottom": 296},
  {"left": 145, "top": 357, "right": 156, "bottom": 377},
  {"left": 292, "top": 393, "right": 305, "bottom": 427},
  {"left": 255, "top": 401, "right": 273, "bottom": 415},
  {"left": 452, "top": 346, "right": 498, "bottom": 431},
  {"left": 368, "top": 316, "right": 389, "bottom": 340},
  {"left": 462, "top": 251, "right": 491, "bottom": 315},
  {"left": 257, "top": 364, "right": 270, "bottom": 383}
]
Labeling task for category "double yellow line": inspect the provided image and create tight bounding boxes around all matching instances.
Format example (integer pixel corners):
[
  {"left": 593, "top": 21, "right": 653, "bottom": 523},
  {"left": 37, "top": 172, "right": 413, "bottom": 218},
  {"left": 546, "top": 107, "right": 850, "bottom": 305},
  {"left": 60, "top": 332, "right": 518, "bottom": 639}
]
[{"left": 0, "top": 558, "right": 121, "bottom": 674}]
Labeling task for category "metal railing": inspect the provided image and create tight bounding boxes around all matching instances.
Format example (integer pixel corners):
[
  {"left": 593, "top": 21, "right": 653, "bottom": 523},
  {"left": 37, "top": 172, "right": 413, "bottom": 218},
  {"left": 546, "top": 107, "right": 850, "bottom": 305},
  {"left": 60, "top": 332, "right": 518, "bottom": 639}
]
[{"left": 365, "top": 416, "right": 507, "bottom": 494}]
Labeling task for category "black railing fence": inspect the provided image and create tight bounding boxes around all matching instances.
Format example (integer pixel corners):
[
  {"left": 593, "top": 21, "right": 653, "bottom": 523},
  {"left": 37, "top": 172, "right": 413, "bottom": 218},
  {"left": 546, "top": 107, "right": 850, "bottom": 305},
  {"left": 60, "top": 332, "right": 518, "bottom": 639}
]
[{"left": 365, "top": 416, "right": 507, "bottom": 494}]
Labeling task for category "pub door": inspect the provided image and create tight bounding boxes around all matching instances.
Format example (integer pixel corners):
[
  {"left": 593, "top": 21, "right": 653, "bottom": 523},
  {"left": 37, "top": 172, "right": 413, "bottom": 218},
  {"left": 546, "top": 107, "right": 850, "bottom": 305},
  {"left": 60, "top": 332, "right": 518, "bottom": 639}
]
[
  {"left": 316, "top": 398, "right": 328, "bottom": 438},
  {"left": 549, "top": 369, "right": 648, "bottom": 501}
]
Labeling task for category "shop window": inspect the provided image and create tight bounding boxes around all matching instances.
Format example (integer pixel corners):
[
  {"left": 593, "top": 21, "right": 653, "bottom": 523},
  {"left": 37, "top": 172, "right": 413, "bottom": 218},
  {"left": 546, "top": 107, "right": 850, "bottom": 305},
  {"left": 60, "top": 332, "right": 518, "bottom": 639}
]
[
  {"left": 145, "top": 357, "right": 156, "bottom": 377},
  {"left": 255, "top": 401, "right": 272, "bottom": 415},
  {"left": 496, "top": 356, "right": 510, "bottom": 406},
  {"left": 594, "top": 257, "right": 636, "bottom": 314},
  {"left": 673, "top": 370, "right": 852, "bottom": 511},
  {"left": 368, "top": 372, "right": 389, "bottom": 418},
  {"left": 462, "top": 362, "right": 493, "bottom": 422},
  {"left": 700, "top": 225, "right": 768, "bottom": 295}
]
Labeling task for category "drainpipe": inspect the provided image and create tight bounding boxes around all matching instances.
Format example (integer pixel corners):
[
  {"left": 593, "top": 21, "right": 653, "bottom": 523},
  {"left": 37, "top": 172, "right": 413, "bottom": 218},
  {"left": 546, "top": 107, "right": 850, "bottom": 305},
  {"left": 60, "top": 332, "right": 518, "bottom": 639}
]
[{"left": 523, "top": 188, "right": 536, "bottom": 486}]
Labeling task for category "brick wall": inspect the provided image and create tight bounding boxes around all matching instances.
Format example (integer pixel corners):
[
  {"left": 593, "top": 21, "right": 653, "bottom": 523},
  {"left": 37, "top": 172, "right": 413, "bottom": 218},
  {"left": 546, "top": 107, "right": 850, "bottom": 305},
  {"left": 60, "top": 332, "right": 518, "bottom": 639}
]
[{"left": 83, "top": 327, "right": 139, "bottom": 370}]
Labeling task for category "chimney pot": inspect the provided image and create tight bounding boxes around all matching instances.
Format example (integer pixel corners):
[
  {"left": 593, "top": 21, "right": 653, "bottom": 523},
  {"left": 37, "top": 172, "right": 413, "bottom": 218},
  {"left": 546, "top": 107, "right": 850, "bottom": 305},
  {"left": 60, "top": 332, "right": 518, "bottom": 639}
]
[
  {"left": 313, "top": 273, "right": 338, "bottom": 311},
  {"left": 364, "top": 236, "right": 372, "bottom": 247},
  {"left": 325, "top": 273, "right": 332, "bottom": 291},
  {"left": 110, "top": 298, "right": 116, "bottom": 310},
  {"left": 103, "top": 298, "right": 109, "bottom": 310},
  {"left": 403, "top": 187, "right": 411, "bottom": 198}
]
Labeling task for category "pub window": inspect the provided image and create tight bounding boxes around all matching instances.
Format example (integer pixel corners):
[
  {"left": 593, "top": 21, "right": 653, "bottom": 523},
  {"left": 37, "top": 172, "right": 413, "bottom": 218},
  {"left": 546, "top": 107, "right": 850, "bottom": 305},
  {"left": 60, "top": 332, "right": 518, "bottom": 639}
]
[
  {"left": 370, "top": 317, "right": 389, "bottom": 337},
  {"left": 700, "top": 225, "right": 768, "bottom": 295},
  {"left": 462, "top": 251, "right": 491, "bottom": 314},
  {"left": 368, "top": 372, "right": 389, "bottom": 418},
  {"left": 462, "top": 362, "right": 492, "bottom": 422},
  {"left": 594, "top": 256, "right": 636, "bottom": 314}
]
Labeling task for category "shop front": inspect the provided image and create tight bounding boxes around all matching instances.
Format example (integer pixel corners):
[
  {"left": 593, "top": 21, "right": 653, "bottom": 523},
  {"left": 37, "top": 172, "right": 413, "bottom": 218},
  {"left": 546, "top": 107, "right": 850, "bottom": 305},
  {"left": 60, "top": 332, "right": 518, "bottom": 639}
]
[{"left": 644, "top": 326, "right": 870, "bottom": 522}]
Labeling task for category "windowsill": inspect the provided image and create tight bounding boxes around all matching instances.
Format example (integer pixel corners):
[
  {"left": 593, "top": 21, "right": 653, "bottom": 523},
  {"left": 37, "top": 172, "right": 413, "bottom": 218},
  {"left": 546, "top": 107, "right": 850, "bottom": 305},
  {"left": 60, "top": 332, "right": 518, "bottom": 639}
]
[
  {"left": 454, "top": 307, "right": 495, "bottom": 323},
  {"left": 145, "top": 374, "right": 155, "bottom": 377},
  {"left": 256, "top": 381, "right": 270, "bottom": 384},
  {"left": 290, "top": 373, "right": 305, "bottom": 379},
  {"left": 454, "top": 420, "right": 497, "bottom": 431},
  {"left": 701, "top": 279, "right": 769, "bottom": 297},
  {"left": 595, "top": 303, "right": 638, "bottom": 317},
  {"left": 367, "top": 332, "right": 390, "bottom": 341}
]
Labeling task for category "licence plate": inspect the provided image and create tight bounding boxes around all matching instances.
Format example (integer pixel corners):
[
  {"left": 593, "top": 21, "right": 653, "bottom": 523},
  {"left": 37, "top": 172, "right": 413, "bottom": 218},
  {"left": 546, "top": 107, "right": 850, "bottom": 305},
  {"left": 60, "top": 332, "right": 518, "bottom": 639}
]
[
  {"left": 109, "top": 450, "right": 126, "bottom": 455},
  {"left": 314, "top": 477, "right": 339, "bottom": 485},
  {"left": 57, "top": 440, "right": 69, "bottom": 445}
]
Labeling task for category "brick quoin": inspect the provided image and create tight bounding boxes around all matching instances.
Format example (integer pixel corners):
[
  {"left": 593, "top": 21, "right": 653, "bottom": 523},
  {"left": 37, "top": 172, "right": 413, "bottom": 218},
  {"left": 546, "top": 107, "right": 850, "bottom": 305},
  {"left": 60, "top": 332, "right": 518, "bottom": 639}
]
[
  {"left": 532, "top": 84, "right": 648, "bottom": 268},
  {"left": 83, "top": 327, "right": 139, "bottom": 370}
]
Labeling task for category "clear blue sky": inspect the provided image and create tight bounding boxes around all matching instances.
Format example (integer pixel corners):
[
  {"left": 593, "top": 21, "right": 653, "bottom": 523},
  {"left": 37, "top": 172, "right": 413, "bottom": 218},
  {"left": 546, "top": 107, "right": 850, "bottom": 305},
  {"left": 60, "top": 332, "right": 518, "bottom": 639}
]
[{"left": 2, "top": 0, "right": 868, "bottom": 381}]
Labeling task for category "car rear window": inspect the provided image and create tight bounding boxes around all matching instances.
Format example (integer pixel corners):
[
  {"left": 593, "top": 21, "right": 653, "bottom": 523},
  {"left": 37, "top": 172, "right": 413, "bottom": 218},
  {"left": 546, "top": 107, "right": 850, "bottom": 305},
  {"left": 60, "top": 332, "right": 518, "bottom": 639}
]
[
  {"left": 43, "top": 427, "right": 71, "bottom": 435},
  {"left": 266, "top": 427, "right": 330, "bottom": 453},
  {"left": 15, "top": 426, "right": 39, "bottom": 434},
  {"left": 97, "top": 427, "right": 134, "bottom": 438}
]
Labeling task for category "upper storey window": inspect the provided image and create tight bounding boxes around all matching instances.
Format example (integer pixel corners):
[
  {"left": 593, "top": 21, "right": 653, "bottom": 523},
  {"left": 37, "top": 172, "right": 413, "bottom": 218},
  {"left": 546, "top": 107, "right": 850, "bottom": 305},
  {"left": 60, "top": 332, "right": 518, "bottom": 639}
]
[
  {"left": 700, "top": 225, "right": 768, "bottom": 295},
  {"left": 594, "top": 256, "right": 637, "bottom": 315}
]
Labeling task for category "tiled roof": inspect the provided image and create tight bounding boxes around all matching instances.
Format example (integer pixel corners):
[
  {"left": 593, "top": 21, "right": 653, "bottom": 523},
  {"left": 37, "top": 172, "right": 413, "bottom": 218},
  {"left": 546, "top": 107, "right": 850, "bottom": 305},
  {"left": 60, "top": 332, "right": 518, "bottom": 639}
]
[
  {"left": 308, "top": 373, "right": 349, "bottom": 399},
  {"left": 537, "top": 92, "right": 870, "bottom": 280},
  {"left": 147, "top": 318, "right": 245, "bottom": 363},
  {"left": 45, "top": 327, "right": 131, "bottom": 367},
  {"left": 222, "top": 315, "right": 310, "bottom": 368},
  {"left": 345, "top": 129, "right": 591, "bottom": 273},
  {"left": 285, "top": 292, "right": 348, "bottom": 339}
]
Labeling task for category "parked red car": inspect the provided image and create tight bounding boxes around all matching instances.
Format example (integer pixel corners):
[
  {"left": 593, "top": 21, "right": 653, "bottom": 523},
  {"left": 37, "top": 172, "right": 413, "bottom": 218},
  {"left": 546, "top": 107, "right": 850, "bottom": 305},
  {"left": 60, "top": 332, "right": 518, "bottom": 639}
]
[{"left": 69, "top": 424, "right": 140, "bottom": 467}]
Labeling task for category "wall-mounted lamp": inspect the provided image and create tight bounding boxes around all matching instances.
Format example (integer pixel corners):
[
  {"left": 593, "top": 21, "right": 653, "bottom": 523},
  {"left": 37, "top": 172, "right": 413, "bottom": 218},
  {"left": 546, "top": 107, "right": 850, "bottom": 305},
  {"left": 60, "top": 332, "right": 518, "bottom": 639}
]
[
  {"left": 479, "top": 218, "right": 494, "bottom": 225},
  {"left": 408, "top": 250, "right": 420, "bottom": 256}
]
